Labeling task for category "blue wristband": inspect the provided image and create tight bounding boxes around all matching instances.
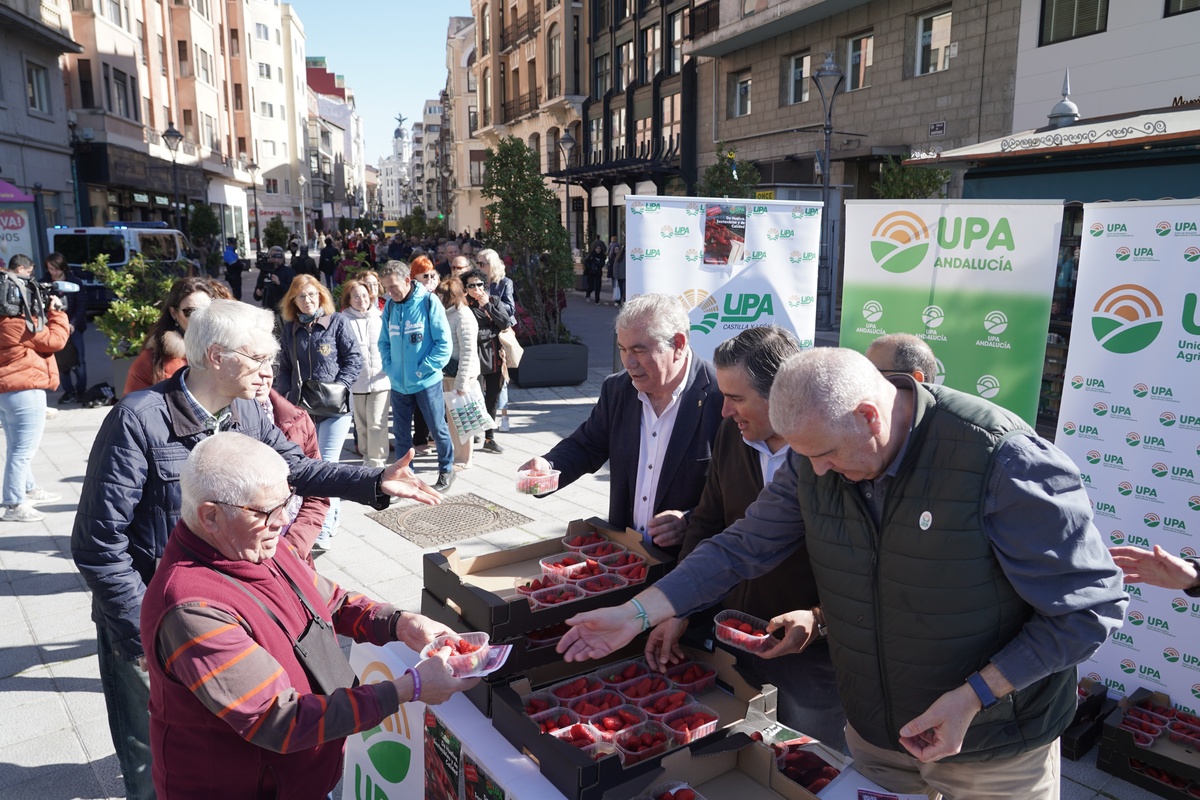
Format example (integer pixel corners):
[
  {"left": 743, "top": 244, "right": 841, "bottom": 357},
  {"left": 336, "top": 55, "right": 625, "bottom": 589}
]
[{"left": 966, "top": 671, "right": 998, "bottom": 710}]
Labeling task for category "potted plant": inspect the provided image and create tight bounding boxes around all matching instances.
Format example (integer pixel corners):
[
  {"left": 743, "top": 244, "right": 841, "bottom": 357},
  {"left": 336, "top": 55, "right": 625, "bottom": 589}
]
[
  {"left": 481, "top": 135, "right": 587, "bottom": 388},
  {"left": 87, "top": 252, "right": 178, "bottom": 394}
]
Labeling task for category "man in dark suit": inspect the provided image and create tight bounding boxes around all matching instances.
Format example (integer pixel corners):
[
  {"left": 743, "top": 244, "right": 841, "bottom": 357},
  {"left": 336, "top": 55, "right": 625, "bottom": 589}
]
[{"left": 518, "top": 294, "right": 723, "bottom": 548}]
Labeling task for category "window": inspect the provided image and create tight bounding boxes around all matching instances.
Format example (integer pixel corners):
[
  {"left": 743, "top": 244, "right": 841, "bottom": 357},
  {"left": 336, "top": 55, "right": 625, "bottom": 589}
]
[
  {"left": 642, "top": 25, "right": 661, "bottom": 83},
  {"left": 1039, "top": 0, "right": 1108, "bottom": 45},
  {"left": 283, "top": 179, "right": 290, "bottom": 195},
  {"left": 112, "top": 69, "right": 130, "bottom": 117},
  {"left": 588, "top": 117, "right": 603, "bottom": 164},
  {"left": 158, "top": 35, "right": 166, "bottom": 74},
  {"left": 662, "top": 93, "right": 680, "bottom": 149},
  {"left": 107, "top": 0, "right": 120, "bottom": 25},
  {"left": 264, "top": 178, "right": 279, "bottom": 194},
  {"left": 916, "top": 8, "right": 952, "bottom": 75},
  {"left": 786, "top": 52, "right": 810, "bottom": 104},
  {"left": 468, "top": 105, "right": 478, "bottom": 135},
  {"left": 731, "top": 70, "right": 751, "bottom": 117},
  {"left": 481, "top": 4, "right": 490, "bottom": 55},
  {"left": 230, "top": 28, "right": 239, "bottom": 57},
  {"left": 634, "top": 115, "right": 651, "bottom": 155},
  {"left": 138, "top": 21, "right": 146, "bottom": 63},
  {"left": 594, "top": 0, "right": 610, "bottom": 31},
  {"left": 275, "top": 29, "right": 280, "bottom": 45},
  {"left": 741, "top": 0, "right": 757, "bottom": 15},
  {"left": 278, "top": 68, "right": 283, "bottom": 83},
  {"left": 198, "top": 47, "right": 211, "bottom": 83},
  {"left": 130, "top": 73, "right": 140, "bottom": 120},
  {"left": 610, "top": 107, "right": 626, "bottom": 159},
  {"left": 261, "top": 101, "right": 273, "bottom": 117},
  {"left": 255, "top": 22, "right": 269, "bottom": 40},
  {"left": 182, "top": 109, "right": 194, "bottom": 141},
  {"left": 177, "top": 40, "right": 189, "bottom": 76},
  {"left": 548, "top": 25, "right": 561, "bottom": 95},
  {"left": 615, "top": 0, "right": 628, "bottom": 20},
  {"left": 26, "top": 61, "right": 51, "bottom": 113},
  {"left": 469, "top": 150, "right": 486, "bottom": 185},
  {"left": 668, "top": 10, "right": 687, "bottom": 75},
  {"left": 78, "top": 59, "right": 95, "bottom": 108},
  {"left": 258, "top": 62, "right": 271, "bottom": 78},
  {"left": 847, "top": 32, "right": 873, "bottom": 90},
  {"left": 234, "top": 83, "right": 243, "bottom": 111},
  {"left": 594, "top": 52, "right": 610, "bottom": 98},
  {"left": 616, "top": 41, "right": 635, "bottom": 90},
  {"left": 1166, "top": 0, "right": 1200, "bottom": 16},
  {"left": 203, "top": 113, "right": 217, "bottom": 149},
  {"left": 123, "top": 0, "right": 130, "bottom": 30}
]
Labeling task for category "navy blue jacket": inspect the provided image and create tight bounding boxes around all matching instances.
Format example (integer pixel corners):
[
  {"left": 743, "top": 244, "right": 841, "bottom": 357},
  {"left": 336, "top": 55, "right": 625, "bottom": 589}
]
[
  {"left": 543, "top": 354, "right": 723, "bottom": 531},
  {"left": 276, "top": 311, "right": 364, "bottom": 404},
  {"left": 70, "top": 370, "right": 386, "bottom": 661}
]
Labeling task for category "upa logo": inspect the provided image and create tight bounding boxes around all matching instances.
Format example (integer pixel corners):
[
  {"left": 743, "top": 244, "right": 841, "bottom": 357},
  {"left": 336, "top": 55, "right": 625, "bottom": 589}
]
[
  {"left": 1152, "top": 462, "right": 1169, "bottom": 478},
  {"left": 788, "top": 250, "right": 816, "bottom": 265},
  {"left": 1117, "top": 481, "right": 1133, "bottom": 496},
  {"left": 1072, "top": 375, "right": 1084, "bottom": 389},
  {"left": 1112, "top": 630, "right": 1136, "bottom": 648},
  {"left": 1089, "top": 223, "right": 1105, "bottom": 237},
  {"left": 1164, "top": 647, "right": 1181, "bottom": 663},
  {"left": 1115, "top": 247, "right": 1132, "bottom": 262},
  {"left": 1175, "top": 598, "right": 1191, "bottom": 613},
  {"left": 870, "top": 211, "right": 931, "bottom": 273},
  {"left": 1126, "top": 432, "right": 1141, "bottom": 446},
  {"left": 983, "top": 310, "right": 1008, "bottom": 335},
  {"left": 1125, "top": 583, "right": 1142, "bottom": 599},
  {"left": 1109, "top": 530, "right": 1126, "bottom": 545},
  {"left": 791, "top": 205, "right": 820, "bottom": 219},
  {"left": 1093, "top": 402, "right": 1109, "bottom": 417},
  {"left": 862, "top": 301, "right": 884, "bottom": 323},
  {"left": 787, "top": 294, "right": 815, "bottom": 308},
  {"left": 1091, "top": 284, "right": 1164, "bottom": 354},
  {"left": 1128, "top": 610, "right": 1145, "bottom": 626},
  {"left": 684, "top": 248, "right": 701, "bottom": 263},
  {"left": 678, "top": 289, "right": 720, "bottom": 334},
  {"left": 1063, "top": 422, "right": 1077, "bottom": 436},
  {"left": 1157, "top": 221, "right": 1174, "bottom": 237},
  {"left": 1135, "top": 484, "right": 1160, "bottom": 501},
  {"left": 1094, "top": 500, "right": 1118, "bottom": 517},
  {"left": 659, "top": 225, "right": 690, "bottom": 239},
  {"left": 1147, "top": 615, "right": 1172, "bottom": 634},
  {"left": 1172, "top": 465, "right": 1197, "bottom": 483},
  {"left": 629, "top": 247, "right": 661, "bottom": 262},
  {"left": 1161, "top": 412, "right": 1177, "bottom": 427},
  {"left": 1145, "top": 513, "right": 1161, "bottom": 528},
  {"left": 1190, "top": 495, "right": 1200, "bottom": 511},
  {"left": 922, "top": 305, "right": 946, "bottom": 329},
  {"left": 1134, "top": 383, "right": 1149, "bottom": 397},
  {"left": 685, "top": 202, "right": 702, "bottom": 217},
  {"left": 1120, "top": 659, "right": 1137, "bottom": 674},
  {"left": 747, "top": 250, "right": 768, "bottom": 262},
  {"left": 629, "top": 201, "right": 662, "bottom": 215},
  {"left": 975, "top": 374, "right": 1000, "bottom": 399},
  {"left": 766, "top": 227, "right": 795, "bottom": 241},
  {"left": 1086, "top": 450, "right": 1102, "bottom": 464},
  {"left": 1165, "top": 516, "right": 1189, "bottom": 534},
  {"left": 722, "top": 293, "right": 775, "bottom": 324},
  {"left": 1185, "top": 247, "right": 1200, "bottom": 263}
]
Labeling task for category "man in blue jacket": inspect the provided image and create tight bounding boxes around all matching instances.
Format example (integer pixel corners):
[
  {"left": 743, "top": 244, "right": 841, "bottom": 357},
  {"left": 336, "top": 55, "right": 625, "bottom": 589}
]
[
  {"left": 378, "top": 260, "right": 455, "bottom": 492},
  {"left": 70, "top": 299, "right": 441, "bottom": 800}
]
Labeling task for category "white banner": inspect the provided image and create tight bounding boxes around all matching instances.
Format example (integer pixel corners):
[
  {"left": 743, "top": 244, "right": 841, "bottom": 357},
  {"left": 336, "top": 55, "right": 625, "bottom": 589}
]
[
  {"left": 1055, "top": 199, "right": 1200, "bottom": 710},
  {"left": 625, "top": 196, "right": 821, "bottom": 360},
  {"left": 840, "top": 200, "right": 1062, "bottom": 424}
]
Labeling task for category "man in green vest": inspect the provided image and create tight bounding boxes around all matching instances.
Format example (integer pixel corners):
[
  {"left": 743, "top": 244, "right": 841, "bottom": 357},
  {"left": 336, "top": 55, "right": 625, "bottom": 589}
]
[{"left": 558, "top": 347, "right": 1127, "bottom": 799}]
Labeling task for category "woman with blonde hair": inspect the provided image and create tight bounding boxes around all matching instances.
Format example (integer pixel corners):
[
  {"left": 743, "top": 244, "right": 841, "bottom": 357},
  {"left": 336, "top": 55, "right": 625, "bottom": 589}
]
[
  {"left": 476, "top": 248, "right": 517, "bottom": 431},
  {"left": 276, "top": 274, "right": 363, "bottom": 549},
  {"left": 340, "top": 278, "right": 390, "bottom": 467},
  {"left": 435, "top": 276, "right": 480, "bottom": 469}
]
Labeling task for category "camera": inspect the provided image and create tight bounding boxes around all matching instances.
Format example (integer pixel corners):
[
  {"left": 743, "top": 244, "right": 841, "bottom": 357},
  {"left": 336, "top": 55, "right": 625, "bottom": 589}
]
[{"left": 1, "top": 273, "right": 78, "bottom": 331}]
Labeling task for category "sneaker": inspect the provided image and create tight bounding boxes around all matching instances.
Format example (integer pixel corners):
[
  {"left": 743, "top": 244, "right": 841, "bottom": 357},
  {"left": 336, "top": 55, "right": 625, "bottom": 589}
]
[
  {"left": 26, "top": 488, "right": 62, "bottom": 505},
  {"left": 4, "top": 504, "right": 45, "bottom": 523},
  {"left": 433, "top": 471, "right": 455, "bottom": 493},
  {"left": 499, "top": 415, "right": 511, "bottom": 432},
  {"left": 59, "top": 392, "right": 77, "bottom": 405},
  {"left": 482, "top": 439, "right": 505, "bottom": 454},
  {"left": 311, "top": 536, "right": 332, "bottom": 553},
  {"left": 413, "top": 443, "right": 434, "bottom": 455}
]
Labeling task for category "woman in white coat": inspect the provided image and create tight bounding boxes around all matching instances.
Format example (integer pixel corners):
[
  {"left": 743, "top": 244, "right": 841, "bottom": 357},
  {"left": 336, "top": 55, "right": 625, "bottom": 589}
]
[
  {"left": 435, "top": 276, "right": 481, "bottom": 470},
  {"left": 339, "top": 279, "right": 391, "bottom": 467}
]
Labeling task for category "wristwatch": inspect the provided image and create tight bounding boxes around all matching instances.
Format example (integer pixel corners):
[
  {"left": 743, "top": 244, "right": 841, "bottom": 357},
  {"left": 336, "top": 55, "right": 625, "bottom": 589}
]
[
  {"left": 811, "top": 606, "right": 828, "bottom": 639},
  {"left": 966, "top": 671, "right": 1000, "bottom": 710}
]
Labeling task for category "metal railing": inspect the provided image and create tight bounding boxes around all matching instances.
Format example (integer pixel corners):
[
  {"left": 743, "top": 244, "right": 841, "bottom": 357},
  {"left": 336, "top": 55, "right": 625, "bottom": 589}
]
[
  {"left": 500, "top": 7, "right": 540, "bottom": 51},
  {"left": 548, "top": 74, "right": 561, "bottom": 99},
  {"left": 693, "top": 2, "right": 719, "bottom": 39}
]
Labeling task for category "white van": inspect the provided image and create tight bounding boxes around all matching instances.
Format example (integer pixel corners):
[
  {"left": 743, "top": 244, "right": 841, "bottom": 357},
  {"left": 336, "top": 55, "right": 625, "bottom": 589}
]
[{"left": 47, "top": 222, "right": 198, "bottom": 311}]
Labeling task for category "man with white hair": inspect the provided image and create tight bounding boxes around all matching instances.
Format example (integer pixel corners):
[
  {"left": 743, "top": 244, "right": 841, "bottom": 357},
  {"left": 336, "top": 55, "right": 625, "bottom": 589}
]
[
  {"left": 557, "top": 347, "right": 1126, "bottom": 799},
  {"left": 72, "top": 299, "right": 440, "bottom": 800},
  {"left": 519, "top": 293, "right": 722, "bottom": 547},
  {"left": 141, "top": 433, "right": 474, "bottom": 798}
]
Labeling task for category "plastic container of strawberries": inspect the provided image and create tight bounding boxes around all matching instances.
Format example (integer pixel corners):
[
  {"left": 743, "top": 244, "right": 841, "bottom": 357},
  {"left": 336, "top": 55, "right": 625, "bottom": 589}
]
[
  {"left": 516, "top": 468, "right": 560, "bottom": 496},
  {"left": 530, "top": 707, "right": 581, "bottom": 735},
  {"left": 513, "top": 573, "right": 564, "bottom": 597},
  {"left": 713, "top": 609, "right": 774, "bottom": 654},
  {"left": 521, "top": 689, "right": 560, "bottom": 717},
  {"left": 596, "top": 659, "right": 649, "bottom": 686},
  {"left": 561, "top": 530, "right": 609, "bottom": 552},
  {"left": 528, "top": 582, "right": 584, "bottom": 610},
  {"left": 586, "top": 703, "right": 648, "bottom": 741},
  {"left": 664, "top": 660, "right": 718, "bottom": 695},
  {"left": 614, "top": 720, "right": 673, "bottom": 765},
  {"left": 539, "top": 551, "right": 589, "bottom": 577},
  {"left": 661, "top": 702, "right": 720, "bottom": 745},
  {"left": 598, "top": 551, "right": 648, "bottom": 583},
  {"left": 550, "top": 722, "right": 603, "bottom": 750},
  {"left": 614, "top": 672, "right": 672, "bottom": 701},
  {"left": 580, "top": 540, "right": 627, "bottom": 559},
  {"left": 636, "top": 689, "right": 692, "bottom": 721},
  {"left": 577, "top": 572, "right": 630, "bottom": 596},
  {"left": 646, "top": 781, "right": 707, "bottom": 800},
  {"left": 567, "top": 689, "right": 626, "bottom": 718},
  {"left": 420, "top": 632, "right": 490, "bottom": 677},
  {"left": 582, "top": 741, "right": 624, "bottom": 764},
  {"left": 548, "top": 675, "right": 605, "bottom": 702}
]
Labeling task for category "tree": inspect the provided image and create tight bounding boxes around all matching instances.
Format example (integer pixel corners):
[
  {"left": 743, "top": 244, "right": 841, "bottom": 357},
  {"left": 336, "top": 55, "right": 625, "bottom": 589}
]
[
  {"left": 188, "top": 202, "right": 223, "bottom": 276},
  {"left": 695, "top": 141, "right": 762, "bottom": 199},
  {"left": 873, "top": 154, "right": 952, "bottom": 199},
  {"left": 263, "top": 214, "right": 290, "bottom": 248},
  {"left": 481, "top": 135, "right": 573, "bottom": 344},
  {"left": 406, "top": 206, "right": 428, "bottom": 238}
]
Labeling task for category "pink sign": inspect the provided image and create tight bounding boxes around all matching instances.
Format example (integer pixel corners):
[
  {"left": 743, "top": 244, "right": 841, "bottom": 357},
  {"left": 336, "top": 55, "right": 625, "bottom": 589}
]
[{"left": 0, "top": 179, "right": 34, "bottom": 202}]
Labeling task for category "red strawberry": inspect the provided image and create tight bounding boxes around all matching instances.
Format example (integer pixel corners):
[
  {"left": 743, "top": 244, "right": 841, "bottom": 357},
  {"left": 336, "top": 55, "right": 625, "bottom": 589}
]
[
  {"left": 675, "top": 790, "right": 696, "bottom": 800},
  {"left": 622, "top": 663, "right": 640, "bottom": 680}
]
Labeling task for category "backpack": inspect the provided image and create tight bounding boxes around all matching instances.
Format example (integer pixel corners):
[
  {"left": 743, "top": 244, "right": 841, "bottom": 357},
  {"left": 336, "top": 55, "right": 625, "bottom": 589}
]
[{"left": 80, "top": 382, "right": 118, "bottom": 408}]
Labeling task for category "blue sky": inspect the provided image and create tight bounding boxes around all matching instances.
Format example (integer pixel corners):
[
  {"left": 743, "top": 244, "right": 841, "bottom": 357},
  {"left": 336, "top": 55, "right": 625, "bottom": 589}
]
[{"left": 288, "top": 0, "right": 473, "bottom": 165}]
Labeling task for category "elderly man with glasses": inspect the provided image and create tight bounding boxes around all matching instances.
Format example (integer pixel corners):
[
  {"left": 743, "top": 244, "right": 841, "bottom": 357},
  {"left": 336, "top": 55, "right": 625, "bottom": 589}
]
[
  {"left": 72, "top": 299, "right": 441, "bottom": 800},
  {"left": 140, "top": 433, "right": 475, "bottom": 799}
]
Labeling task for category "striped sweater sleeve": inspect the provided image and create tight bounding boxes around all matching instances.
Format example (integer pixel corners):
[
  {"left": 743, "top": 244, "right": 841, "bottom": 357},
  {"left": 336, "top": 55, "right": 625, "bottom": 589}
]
[{"left": 156, "top": 603, "right": 401, "bottom": 753}]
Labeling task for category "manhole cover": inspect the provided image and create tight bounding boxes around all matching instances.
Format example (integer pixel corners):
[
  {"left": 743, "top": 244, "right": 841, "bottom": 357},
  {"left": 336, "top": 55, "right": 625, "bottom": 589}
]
[{"left": 368, "top": 493, "right": 533, "bottom": 548}]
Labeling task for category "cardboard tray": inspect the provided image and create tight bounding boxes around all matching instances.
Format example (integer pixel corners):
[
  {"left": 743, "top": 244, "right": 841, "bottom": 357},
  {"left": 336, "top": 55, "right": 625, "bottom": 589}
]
[
  {"left": 423, "top": 519, "right": 673, "bottom": 641},
  {"left": 1096, "top": 687, "right": 1200, "bottom": 794},
  {"left": 490, "top": 646, "right": 778, "bottom": 800},
  {"left": 641, "top": 733, "right": 830, "bottom": 800}
]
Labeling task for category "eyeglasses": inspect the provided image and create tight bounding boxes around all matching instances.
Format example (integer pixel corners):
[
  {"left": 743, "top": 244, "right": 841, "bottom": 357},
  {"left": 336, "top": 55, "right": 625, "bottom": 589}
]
[
  {"left": 466, "top": 282, "right": 485, "bottom": 288},
  {"left": 297, "top": 292, "right": 321, "bottom": 301},
  {"left": 212, "top": 491, "right": 296, "bottom": 527},
  {"left": 227, "top": 349, "right": 278, "bottom": 370}
]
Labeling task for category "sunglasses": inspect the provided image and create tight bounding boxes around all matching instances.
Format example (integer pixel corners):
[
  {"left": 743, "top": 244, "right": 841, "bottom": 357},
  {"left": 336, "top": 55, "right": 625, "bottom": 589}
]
[{"left": 466, "top": 282, "right": 485, "bottom": 288}]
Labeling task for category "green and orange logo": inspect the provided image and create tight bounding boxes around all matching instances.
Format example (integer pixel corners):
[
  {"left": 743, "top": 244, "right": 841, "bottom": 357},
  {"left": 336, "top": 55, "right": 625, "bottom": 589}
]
[
  {"left": 1063, "top": 422, "right": 1077, "bottom": 436},
  {"left": 1157, "top": 221, "right": 1173, "bottom": 237},
  {"left": 1185, "top": 247, "right": 1200, "bottom": 263},
  {"left": 1190, "top": 496, "right": 1200, "bottom": 511},
  {"left": 1089, "top": 223, "right": 1105, "bottom": 238},
  {"left": 1161, "top": 412, "right": 1177, "bottom": 427},
  {"left": 1091, "top": 284, "right": 1164, "bottom": 354},
  {"left": 1134, "top": 383, "right": 1149, "bottom": 398},
  {"left": 870, "top": 211, "right": 931, "bottom": 273}
]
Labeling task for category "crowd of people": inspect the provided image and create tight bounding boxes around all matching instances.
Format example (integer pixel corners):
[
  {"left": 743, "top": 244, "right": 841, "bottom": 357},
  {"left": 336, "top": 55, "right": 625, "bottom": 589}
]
[{"left": 1, "top": 231, "right": 1144, "bottom": 800}]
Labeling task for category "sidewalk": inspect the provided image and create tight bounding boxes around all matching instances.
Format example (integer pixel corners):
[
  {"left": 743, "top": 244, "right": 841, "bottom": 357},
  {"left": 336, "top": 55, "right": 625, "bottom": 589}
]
[{"left": 0, "top": 287, "right": 1147, "bottom": 799}]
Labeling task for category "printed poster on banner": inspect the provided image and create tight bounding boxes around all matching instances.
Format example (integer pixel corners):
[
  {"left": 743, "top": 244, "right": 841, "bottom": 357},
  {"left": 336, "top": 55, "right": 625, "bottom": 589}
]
[
  {"left": 0, "top": 207, "right": 33, "bottom": 266},
  {"left": 343, "top": 643, "right": 425, "bottom": 800},
  {"left": 625, "top": 196, "right": 821, "bottom": 361},
  {"left": 1055, "top": 200, "right": 1200, "bottom": 707},
  {"left": 841, "top": 200, "right": 1063, "bottom": 425}
]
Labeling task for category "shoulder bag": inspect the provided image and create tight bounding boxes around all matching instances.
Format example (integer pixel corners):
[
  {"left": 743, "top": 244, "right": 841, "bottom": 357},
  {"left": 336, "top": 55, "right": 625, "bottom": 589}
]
[{"left": 292, "top": 325, "right": 349, "bottom": 418}]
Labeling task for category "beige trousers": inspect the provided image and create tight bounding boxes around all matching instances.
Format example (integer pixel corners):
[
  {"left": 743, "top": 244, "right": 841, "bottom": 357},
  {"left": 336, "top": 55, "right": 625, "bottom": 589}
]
[
  {"left": 352, "top": 391, "right": 391, "bottom": 468},
  {"left": 845, "top": 723, "right": 1060, "bottom": 800}
]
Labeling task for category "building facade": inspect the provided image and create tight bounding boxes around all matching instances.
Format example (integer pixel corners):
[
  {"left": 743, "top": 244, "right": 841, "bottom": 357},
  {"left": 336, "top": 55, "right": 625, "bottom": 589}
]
[
  {"left": 0, "top": 0, "right": 81, "bottom": 227},
  {"left": 443, "top": 16, "right": 489, "bottom": 234}
]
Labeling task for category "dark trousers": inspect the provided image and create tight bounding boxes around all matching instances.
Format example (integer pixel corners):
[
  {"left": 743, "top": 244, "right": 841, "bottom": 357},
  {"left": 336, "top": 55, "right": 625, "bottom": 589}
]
[
  {"left": 413, "top": 404, "right": 429, "bottom": 446},
  {"left": 481, "top": 372, "right": 503, "bottom": 440},
  {"left": 585, "top": 271, "right": 602, "bottom": 302}
]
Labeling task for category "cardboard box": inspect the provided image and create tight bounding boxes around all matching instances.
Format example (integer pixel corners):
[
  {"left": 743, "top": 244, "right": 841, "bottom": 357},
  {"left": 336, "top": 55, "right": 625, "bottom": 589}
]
[
  {"left": 489, "top": 646, "right": 778, "bottom": 800},
  {"left": 644, "top": 734, "right": 822, "bottom": 800},
  {"left": 1096, "top": 687, "right": 1200, "bottom": 798},
  {"left": 423, "top": 519, "right": 672, "bottom": 642},
  {"left": 1061, "top": 677, "right": 1113, "bottom": 761}
]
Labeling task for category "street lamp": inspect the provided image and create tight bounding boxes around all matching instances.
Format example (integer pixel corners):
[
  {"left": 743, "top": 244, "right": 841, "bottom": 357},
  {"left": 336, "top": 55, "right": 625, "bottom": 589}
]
[
  {"left": 812, "top": 51, "right": 845, "bottom": 332},
  {"left": 441, "top": 164, "right": 452, "bottom": 232},
  {"left": 162, "top": 122, "right": 184, "bottom": 229},
  {"left": 557, "top": 128, "right": 576, "bottom": 255},
  {"left": 247, "top": 162, "right": 260, "bottom": 257},
  {"left": 297, "top": 174, "right": 308, "bottom": 251}
]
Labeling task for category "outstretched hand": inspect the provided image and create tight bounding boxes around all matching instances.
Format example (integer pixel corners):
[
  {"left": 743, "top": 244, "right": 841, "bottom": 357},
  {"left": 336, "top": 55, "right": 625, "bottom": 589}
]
[
  {"left": 557, "top": 605, "right": 642, "bottom": 663},
  {"left": 380, "top": 448, "right": 442, "bottom": 505},
  {"left": 1110, "top": 544, "right": 1200, "bottom": 591}
]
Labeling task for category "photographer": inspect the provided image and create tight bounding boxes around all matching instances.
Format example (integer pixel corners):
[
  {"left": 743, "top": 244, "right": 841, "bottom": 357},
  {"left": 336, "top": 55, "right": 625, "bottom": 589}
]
[
  {"left": 1, "top": 254, "right": 69, "bottom": 523},
  {"left": 253, "top": 246, "right": 294, "bottom": 310}
]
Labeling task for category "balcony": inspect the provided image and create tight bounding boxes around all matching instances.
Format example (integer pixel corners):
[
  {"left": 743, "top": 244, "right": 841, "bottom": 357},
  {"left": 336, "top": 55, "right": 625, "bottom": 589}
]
[
  {"left": 499, "top": 7, "right": 540, "bottom": 52},
  {"left": 690, "top": 0, "right": 872, "bottom": 58},
  {"left": 548, "top": 74, "right": 561, "bottom": 99}
]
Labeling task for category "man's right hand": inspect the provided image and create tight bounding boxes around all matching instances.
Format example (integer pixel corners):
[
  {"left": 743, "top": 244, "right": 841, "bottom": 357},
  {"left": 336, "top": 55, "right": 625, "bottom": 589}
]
[
  {"left": 557, "top": 605, "right": 643, "bottom": 662},
  {"left": 645, "top": 617, "right": 688, "bottom": 671},
  {"left": 1110, "top": 544, "right": 1200, "bottom": 591},
  {"left": 518, "top": 456, "right": 552, "bottom": 475},
  {"left": 408, "top": 649, "right": 480, "bottom": 705}
]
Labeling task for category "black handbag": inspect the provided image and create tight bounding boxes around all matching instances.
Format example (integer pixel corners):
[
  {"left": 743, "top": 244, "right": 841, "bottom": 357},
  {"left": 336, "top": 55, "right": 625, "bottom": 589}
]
[
  {"left": 443, "top": 356, "right": 459, "bottom": 378},
  {"left": 291, "top": 326, "right": 349, "bottom": 418}
]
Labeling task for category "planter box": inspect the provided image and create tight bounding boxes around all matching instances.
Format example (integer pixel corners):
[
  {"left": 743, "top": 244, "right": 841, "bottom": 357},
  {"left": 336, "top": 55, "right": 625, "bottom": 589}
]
[{"left": 513, "top": 343, "right": 589, "bottom": 388}]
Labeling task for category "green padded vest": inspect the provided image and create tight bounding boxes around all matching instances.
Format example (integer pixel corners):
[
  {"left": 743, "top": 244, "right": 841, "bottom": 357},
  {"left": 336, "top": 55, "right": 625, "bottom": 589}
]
[{"left": 796, "top": 382, "right": 1076, "bottom": 761}]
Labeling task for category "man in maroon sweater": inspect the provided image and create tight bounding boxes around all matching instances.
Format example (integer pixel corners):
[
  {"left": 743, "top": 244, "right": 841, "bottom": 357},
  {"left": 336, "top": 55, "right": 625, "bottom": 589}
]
[{"left": 141, "top": 433, "right": 477, "bottom": 799}]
